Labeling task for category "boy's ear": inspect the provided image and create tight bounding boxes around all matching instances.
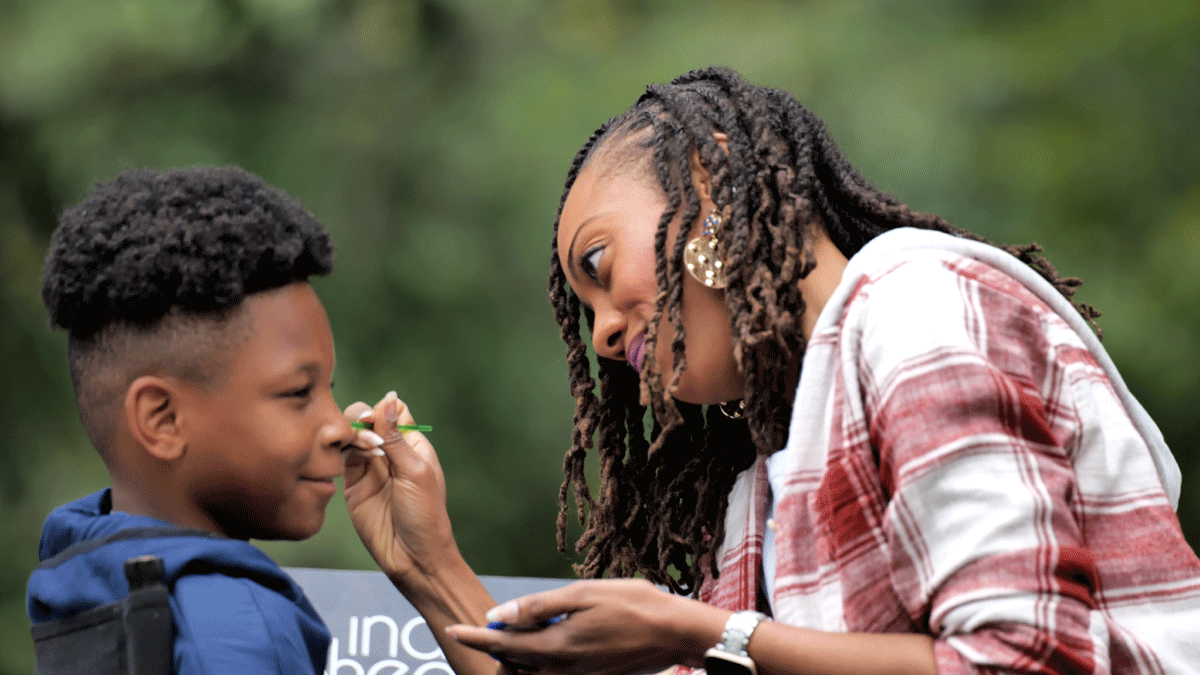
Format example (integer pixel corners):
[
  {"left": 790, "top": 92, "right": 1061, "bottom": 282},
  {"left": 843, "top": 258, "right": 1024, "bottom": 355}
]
[{"left": 124, "top": 376, "right": 186, "bottom": 461}]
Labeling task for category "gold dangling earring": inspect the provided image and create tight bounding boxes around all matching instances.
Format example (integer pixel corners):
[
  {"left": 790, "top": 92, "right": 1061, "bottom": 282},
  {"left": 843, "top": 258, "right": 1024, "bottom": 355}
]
[
  {"left": 685, "top": 211, "right": 728, "bottom": 289},
  {"left": 719, "top": 399, "right": 745, "bottom": 419}
]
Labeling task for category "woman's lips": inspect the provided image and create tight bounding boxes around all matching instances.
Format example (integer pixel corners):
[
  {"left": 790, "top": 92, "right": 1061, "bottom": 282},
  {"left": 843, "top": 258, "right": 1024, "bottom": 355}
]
[{"left": 627, "top": 333, "right": 645, "bottom": 372}]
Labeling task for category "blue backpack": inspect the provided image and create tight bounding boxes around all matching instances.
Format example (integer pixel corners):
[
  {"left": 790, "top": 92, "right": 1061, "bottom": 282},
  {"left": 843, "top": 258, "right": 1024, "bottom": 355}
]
[{"left": 30, "top": 526, "right": 218, "bottom": 675}]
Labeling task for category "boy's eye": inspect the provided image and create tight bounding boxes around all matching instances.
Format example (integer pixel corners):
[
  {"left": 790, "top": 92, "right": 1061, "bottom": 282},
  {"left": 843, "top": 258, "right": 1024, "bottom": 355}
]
[
  {"left": 285, "top": 385, "right": 313, "bottom": 399},
  {"left": 582, "top": 246, "right": 605, "bottom": 282}
]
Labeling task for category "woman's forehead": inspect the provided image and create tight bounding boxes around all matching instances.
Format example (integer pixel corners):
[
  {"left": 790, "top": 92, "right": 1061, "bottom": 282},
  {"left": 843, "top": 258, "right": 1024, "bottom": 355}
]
[
  {"left": 563, "top": 163, "right": 665, "bottom": 227},
  {"left": 555, "top": 165, "right": 607, "bottom": 263},
  {"left": 555, "top": 129, "right": 664, "bottom": 262}
]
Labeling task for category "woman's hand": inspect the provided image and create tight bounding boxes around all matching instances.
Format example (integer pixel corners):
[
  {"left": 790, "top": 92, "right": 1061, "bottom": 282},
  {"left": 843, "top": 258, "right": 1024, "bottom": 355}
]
[
  {"left": 446, "top": 579, "right": 728, "bottom": 675},
  {"left": 447, "top": 579, "right": 941, "bottom": 675},
  {"left": 342, "top": 391, "right": 457, "bottom": 585},
  {"left": 342, "top": 391, "right": 503, "bottom": 675}
]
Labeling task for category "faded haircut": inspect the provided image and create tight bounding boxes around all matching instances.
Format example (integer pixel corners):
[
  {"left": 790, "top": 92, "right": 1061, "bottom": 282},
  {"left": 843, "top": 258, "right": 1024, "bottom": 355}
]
[{"left": 42, "top": 166, "right": 333, "bottom": 455}]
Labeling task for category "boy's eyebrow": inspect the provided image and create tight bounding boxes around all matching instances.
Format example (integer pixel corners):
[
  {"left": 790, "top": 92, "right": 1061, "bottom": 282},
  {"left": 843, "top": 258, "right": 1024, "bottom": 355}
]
[{"left": 283, "top": 362, "right": 323, "bottom": 380}]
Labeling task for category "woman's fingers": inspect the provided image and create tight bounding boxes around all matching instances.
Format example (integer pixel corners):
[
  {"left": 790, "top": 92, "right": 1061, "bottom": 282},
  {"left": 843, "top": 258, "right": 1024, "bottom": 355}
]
[
  {"left": 342, "top": 392, "right": 440, "bottom": 488},
  {"left": 445, "top": 623, "right": 503, "bottom": 649},
  {"left": 369, "top": 395, "right": 441, "bottom": 481},
  {"left": 343, "top": 400, "right": 386, "bottom": 453},
  {"left": 444, "top": 586, "right": 586, "bottom": 654},
  {"left": 343, "top": 390, "right": 441, "bottom": 498},
  {"left": 446, "top": 579, "right": 683, "bottom": 675},
  {"left": 445, "top": 623, "right": 565, "bottom": 669},
  {"left": 342, "top": 394, "right": 411, "bottom": 496},
  {"left": 343, "top": 438, "right": 387, "bottom": 491},
  {"left": 375, "top": 391, "right": 400, "bottom": 438},
  {"left": 488, "top": 580, "right": 636, "bottom": 627},
  {"left": 487, "top": 588, "right": 578, "bottom": 627},
  {"left": 344, "top": 401, "right": 372, "bottom": 420}
]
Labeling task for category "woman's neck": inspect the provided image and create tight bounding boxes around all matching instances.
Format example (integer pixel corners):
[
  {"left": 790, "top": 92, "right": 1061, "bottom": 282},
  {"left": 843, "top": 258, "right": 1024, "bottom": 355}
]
[
  {"left": 772, "top": 227, "right": 850, "bottom": 420},
  {"left": 798, "top": 229, "right": 849, "bottom": 342}
]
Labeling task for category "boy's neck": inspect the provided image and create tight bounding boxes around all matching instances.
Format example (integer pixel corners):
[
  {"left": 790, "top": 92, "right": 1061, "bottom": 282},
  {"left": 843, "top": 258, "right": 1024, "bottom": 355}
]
[{"left": 109, "top": 479, "right": 224, "bottom": 536}]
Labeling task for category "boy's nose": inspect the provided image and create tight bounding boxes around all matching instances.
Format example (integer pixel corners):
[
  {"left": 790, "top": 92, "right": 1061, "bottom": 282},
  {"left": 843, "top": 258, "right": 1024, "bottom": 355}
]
[{"left": 321, "top": 400, "right": 356, "bottom": 451}]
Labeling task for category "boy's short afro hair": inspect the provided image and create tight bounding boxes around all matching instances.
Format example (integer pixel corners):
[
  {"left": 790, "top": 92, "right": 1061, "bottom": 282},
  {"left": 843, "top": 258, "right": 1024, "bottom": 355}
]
[{"left": 42, "top": 166, "right": 334, "bottom": 340}]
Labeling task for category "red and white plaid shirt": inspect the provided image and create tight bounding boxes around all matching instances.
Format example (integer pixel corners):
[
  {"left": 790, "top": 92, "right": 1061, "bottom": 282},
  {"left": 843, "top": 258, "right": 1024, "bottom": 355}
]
[{"left": 700, "top": 229, "right": 1200, "bottom": 674}]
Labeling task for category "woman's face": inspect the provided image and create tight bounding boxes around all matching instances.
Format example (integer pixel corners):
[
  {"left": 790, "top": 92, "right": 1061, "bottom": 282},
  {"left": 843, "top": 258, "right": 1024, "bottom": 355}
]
[{"left": 556, "top": 155, "right": 745, "bottom": 405}]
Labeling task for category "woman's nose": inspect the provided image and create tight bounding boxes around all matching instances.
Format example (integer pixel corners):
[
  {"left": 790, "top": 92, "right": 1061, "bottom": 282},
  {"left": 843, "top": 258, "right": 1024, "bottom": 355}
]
[{"left": 592, "top": 309, "right": 626, "bottom": 361}]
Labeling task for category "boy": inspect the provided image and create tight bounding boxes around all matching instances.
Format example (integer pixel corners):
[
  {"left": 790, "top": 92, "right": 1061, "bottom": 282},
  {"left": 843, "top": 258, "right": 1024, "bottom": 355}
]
[{"left": 27, "top": 166, "right": 357, "bottom": 673}]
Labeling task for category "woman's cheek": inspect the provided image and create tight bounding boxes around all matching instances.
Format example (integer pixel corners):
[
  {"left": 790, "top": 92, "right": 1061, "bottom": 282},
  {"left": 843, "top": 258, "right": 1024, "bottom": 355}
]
[{"left": 652, "top": 315, "right": 704, "bottom": 404}]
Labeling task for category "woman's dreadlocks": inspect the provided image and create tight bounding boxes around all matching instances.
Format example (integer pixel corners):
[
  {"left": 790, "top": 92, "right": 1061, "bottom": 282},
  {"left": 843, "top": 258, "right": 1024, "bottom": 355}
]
[{"left": 547, "top": 67, "right": 1100, "bottom": 596}]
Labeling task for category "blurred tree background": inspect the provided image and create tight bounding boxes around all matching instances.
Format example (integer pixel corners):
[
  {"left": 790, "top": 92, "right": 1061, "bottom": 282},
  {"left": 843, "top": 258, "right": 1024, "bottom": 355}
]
[{"left": 1, "top": 0, "right": 1197, "bottom": 672}]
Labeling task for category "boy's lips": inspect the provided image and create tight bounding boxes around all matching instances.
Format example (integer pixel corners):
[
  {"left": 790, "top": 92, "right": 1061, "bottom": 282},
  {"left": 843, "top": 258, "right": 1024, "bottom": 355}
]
[
  {"left": 302, "top": 477, "right": 338, "bottom": 496},
  {"left": 627, "top": 333, "right": 645, "bottom": 372}
]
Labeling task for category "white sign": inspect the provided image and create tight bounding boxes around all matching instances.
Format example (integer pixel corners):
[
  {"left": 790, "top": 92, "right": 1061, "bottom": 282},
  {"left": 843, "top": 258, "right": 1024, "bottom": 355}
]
[{"left": 285, "top": 568, "right": 571, "bottom": 675}]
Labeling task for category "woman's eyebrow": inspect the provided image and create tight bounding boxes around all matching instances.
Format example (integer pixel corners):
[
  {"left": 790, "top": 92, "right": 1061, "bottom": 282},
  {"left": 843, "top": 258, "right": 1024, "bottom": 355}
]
[{"left": 566, "top": 214, "right": 606, "bottom": 279}]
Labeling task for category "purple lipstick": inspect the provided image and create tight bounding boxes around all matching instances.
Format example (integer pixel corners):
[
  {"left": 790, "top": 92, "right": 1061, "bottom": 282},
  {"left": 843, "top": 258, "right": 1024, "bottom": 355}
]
[{"left": 627, "top": 333, "right": 645, "bottom": 372}]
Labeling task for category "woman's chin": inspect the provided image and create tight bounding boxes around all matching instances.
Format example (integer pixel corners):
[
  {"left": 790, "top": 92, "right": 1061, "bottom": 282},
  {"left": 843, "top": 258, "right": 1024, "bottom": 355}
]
[{"left": 669, "top": 380, "right": 739, "bottom": 406}]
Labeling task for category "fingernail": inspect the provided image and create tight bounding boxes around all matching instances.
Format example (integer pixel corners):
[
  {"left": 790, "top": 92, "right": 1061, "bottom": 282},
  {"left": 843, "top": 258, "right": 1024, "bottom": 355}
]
[
  {"left": 386, "top": 390, "right": 398, "bottom": 400},
  {"left": 359, "top": 430, "right": 385, "bottom": 447},
  {"left": 485, "top": 601, "right": 518, "bottom": 624},
  {"left": 357, "top": 409, "right": 373, "bottom": 420},
  {"left": 370, "top": 447, "right": 386, "bottom": 457}
]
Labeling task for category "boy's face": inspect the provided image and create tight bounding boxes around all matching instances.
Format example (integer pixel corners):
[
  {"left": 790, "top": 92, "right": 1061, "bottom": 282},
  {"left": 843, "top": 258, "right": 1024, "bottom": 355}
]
[{"left": 178, "top": 282, "right": 353, "bottom": 540}]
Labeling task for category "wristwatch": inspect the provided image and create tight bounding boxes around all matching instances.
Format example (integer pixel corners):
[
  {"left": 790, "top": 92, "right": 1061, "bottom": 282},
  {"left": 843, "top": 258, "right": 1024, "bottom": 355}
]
[{"left": 703, "top": 610, "right": 770, "bottom": 675}]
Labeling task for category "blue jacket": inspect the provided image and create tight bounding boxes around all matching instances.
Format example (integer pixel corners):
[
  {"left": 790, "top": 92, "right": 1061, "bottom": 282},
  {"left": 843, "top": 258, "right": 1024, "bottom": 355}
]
[{"left": 27, "top": 490, "right": 330, "bottom": 674}]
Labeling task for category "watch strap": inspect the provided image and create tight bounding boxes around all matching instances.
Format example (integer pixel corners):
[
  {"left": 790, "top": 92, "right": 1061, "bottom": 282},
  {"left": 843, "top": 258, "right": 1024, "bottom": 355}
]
[{"left": 714, "top": 610, "right": 769, "bottom": 657}]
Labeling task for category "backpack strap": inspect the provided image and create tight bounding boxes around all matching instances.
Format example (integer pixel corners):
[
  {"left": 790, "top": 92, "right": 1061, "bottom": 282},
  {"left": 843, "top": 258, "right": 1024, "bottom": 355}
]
[{"left": 37, "top": 526, "right": 226, "bottom": 570}]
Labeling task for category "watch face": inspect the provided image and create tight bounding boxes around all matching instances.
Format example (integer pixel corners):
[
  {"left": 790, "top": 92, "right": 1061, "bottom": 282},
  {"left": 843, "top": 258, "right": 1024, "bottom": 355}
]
[
  {"left": 704, "top": 658, "right": 749, "bottom": 675},
  {"left": 704, "top": 651, "right": 756, "bottom": 675}
]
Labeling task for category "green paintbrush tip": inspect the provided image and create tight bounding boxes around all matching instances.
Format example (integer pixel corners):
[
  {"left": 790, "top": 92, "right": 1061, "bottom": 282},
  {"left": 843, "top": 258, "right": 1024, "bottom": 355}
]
[{"left": 351, "top": 421, "right": 433, "bottom": 432}]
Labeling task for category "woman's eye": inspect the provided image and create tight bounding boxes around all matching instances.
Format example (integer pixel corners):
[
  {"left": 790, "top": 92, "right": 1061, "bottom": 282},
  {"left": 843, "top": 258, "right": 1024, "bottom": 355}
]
[{"left": 583, "top": 246, "right": 605, "bottom": 282}]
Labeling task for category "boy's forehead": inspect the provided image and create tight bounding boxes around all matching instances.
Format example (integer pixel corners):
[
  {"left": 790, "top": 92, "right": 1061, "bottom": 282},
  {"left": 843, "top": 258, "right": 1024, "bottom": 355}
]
[
  {"left": 229, "top": 283, "right": 335, "bottom": 366},
  {"left": 123, "top": 282, "right": 333, "bottom": 388}
]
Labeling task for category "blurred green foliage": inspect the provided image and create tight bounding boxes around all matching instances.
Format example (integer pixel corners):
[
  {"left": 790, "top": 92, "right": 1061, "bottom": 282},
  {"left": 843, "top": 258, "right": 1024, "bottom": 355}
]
[{"left": 1, "top": 0, "right": 1197, "bottom": 672}]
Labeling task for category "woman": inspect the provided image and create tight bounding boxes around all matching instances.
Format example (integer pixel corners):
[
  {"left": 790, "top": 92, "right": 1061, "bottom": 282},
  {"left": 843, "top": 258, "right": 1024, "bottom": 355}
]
[{"left": 344, "top": 68, "right": 1200, "bottom": 675}]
